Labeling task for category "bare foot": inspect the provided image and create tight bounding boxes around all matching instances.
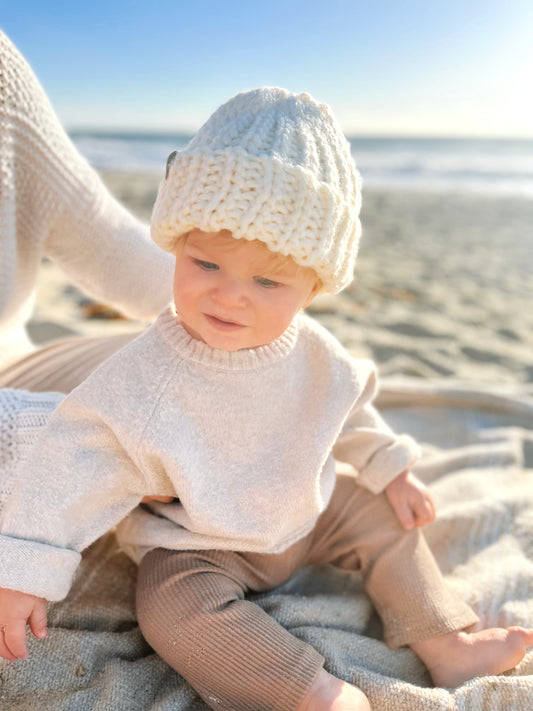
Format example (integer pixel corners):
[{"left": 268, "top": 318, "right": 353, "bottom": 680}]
[
  {"left": 412, "top": 626, "right": 533, "bottom": 688},
  {"left": 297, "top": 668, "right": 371, "bottom": 711}
]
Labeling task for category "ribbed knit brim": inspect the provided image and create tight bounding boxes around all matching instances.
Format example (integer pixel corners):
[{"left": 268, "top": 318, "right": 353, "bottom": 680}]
[{"left": 151, "top": 88, "right": 362, "bottom": 294}]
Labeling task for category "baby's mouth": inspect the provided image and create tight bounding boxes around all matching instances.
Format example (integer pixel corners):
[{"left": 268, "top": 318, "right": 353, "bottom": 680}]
[{"left": 204, "top": 314, "right": 246, "bottom": 331}]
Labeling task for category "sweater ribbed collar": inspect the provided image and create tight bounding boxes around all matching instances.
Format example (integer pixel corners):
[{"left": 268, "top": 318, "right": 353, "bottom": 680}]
[{"left": 156, "top": 304, "right": 299, "bottom": 370}]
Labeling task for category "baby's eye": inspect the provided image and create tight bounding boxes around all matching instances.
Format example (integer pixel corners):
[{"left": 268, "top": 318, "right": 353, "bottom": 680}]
[
  {"left": 193, "top": 259, "right": 219, "bottom": 271},
  {"left": 254, "top": 276, "right": 281, "bottom": 288}
]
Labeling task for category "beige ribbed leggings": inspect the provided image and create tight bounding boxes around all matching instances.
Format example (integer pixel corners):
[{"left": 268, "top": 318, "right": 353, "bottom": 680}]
[{"left": 136, "top": 475, "right": 478, "bottom": 711}]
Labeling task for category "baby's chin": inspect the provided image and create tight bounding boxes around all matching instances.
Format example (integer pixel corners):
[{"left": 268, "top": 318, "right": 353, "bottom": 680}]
[{"left": 180, "top": 318, "right": 285, "bottom": 352}]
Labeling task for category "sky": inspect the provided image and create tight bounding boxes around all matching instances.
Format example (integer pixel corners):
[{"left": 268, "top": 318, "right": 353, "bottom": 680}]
[{"left": 2, "top": 0, "right": 532, "bottom": 138}]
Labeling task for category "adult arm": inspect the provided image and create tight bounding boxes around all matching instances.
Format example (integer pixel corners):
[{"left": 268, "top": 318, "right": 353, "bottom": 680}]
[
  {"left": 0, "top": 389, "right": 65, "bottom": 522},
  {"left": 1, "top": 30, "right": 174, "bottom": 321}
]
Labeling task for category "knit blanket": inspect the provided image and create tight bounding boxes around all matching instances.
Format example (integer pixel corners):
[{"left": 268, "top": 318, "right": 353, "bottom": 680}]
[{"left": 1, "top": 379, "right": 532, "bottom": 710}]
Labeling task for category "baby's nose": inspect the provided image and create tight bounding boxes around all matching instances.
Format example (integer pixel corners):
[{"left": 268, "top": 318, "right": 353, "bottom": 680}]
[{"left": 213, "top": 278, "right": 246, "bottom": 306}]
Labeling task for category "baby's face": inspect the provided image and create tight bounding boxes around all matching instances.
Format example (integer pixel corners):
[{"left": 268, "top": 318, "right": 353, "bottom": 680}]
[{"left": 173, "top": 230, "right": 319, "bottom": 351}]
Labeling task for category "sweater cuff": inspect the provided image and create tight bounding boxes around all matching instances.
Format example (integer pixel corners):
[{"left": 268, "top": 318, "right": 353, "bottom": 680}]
[
  {"left": 0, "top": 535, "right": 80, "bottom": 601},
  {"left": 357, "top": 434, "right": 421, "bottom": 494}
]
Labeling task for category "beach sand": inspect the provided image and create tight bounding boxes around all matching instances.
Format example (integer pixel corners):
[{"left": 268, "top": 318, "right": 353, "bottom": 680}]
[{"left": 30, "top": 171, "right": 533, "bottom": 385}]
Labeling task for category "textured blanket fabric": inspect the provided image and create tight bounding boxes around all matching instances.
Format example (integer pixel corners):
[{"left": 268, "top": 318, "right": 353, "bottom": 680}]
[{"left": 1, "top": 380, "right": 532, "bottom": 710}]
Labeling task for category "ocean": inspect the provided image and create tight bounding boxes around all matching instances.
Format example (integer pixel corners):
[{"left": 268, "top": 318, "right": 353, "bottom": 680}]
[{"left": 70, "top": 131, "right": 533, "bottom": 198}]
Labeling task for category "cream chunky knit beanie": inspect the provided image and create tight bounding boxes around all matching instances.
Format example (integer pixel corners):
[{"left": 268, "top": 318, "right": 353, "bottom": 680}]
[{"left": 151, "top": 88, "right": 362, "bottom": 293}]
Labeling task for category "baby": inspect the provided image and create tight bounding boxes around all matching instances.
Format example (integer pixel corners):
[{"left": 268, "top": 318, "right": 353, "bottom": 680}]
[{"left": 1, "top": 88, "right": 532, "bottom": 711}]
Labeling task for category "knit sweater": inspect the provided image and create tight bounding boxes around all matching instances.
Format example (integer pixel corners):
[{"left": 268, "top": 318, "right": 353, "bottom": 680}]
[
  {"left": 0, "top": 306, "right": 419, "bottom": 601},
  {"left": 0, "top": 388, "right": 64, "bottom": 523},
  {"left": 0, "top": 30, "right": 173, "bottom": 370}
]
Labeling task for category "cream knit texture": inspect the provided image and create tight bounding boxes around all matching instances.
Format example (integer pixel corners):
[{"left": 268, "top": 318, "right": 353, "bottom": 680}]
[
  {"left": 152, "top": 88, "right": 362, "bottom": 293},
  {"left": 0, "top": 307, "right": 418, "bottom": 600},
  {"left": 0, "top": 388, "right": 63, "bottom": 522},
  {"left": 0, "top": 31, "right": 173, "bottom": 370}
]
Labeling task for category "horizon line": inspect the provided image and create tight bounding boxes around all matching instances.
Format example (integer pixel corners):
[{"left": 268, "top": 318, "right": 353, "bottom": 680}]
[{"left": 67, "top": 127, "right": 533, "bottom": 142}]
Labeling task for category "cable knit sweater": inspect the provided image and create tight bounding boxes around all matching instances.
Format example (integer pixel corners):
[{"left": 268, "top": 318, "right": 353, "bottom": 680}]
[
  {"left": 0, "top": 306, "right": 419, "bottom": 601},
  {"left": 0, "top": 30, "right": 173, "bottom": 370}
]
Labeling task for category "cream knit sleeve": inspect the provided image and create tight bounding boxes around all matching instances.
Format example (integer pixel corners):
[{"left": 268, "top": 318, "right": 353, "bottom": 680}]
[
  {"left": 0, "top": 388, "right": 159, "bottom": 601},
  {"left": 332, "top": 364, "right": 420, "bottom": 494},
  {"left": 0, "top": 30, "right": 173, "bottom": 322}
]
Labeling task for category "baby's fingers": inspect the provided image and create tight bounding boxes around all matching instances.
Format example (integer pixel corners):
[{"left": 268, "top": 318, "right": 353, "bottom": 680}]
[
  {"left": 28, "top": 599, "right": 48, "bottom": 641},
  {"left": 394, "top": 501, "right": 416, "bottom": 530},
  {"left": 3, "top": 620, "right": 29, "bottom": 660},
  {"left": 412, "top": 496, "right": 436, "bottom": 527},
  {"left": 0, "top": 626, "right": 18, "bottom": 661}
]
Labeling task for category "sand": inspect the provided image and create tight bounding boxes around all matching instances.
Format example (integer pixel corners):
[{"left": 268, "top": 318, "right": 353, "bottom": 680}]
[{"left": 30, "top": 171, "right": 533, "bottom": 385}]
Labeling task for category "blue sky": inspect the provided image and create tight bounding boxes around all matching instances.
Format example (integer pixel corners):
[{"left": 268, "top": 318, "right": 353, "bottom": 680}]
[{"left": 2, "top": 0, "right": 532, "bottom": 137}]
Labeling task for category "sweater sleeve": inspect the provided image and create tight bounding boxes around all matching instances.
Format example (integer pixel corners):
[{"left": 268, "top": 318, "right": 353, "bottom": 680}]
[
  {"left": 0, "top": 387, "right": 169, "bottom": 601},
  {"left": 43, "top": 181, "right": 175, "bottom": 322},
  {"left": 332, "top": 364, "right": 420, "bottom": 494},
  {"left": 1, "top": 30, "right": 174, "bottom": 322}
]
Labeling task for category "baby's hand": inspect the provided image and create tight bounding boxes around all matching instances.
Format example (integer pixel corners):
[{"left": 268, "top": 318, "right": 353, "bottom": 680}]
[
  {"left": 0, "top": 587, "right": 47, "bottom": 661},
  {"left": 385, "top": 470, "right": 436, "bottom": 530}
]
